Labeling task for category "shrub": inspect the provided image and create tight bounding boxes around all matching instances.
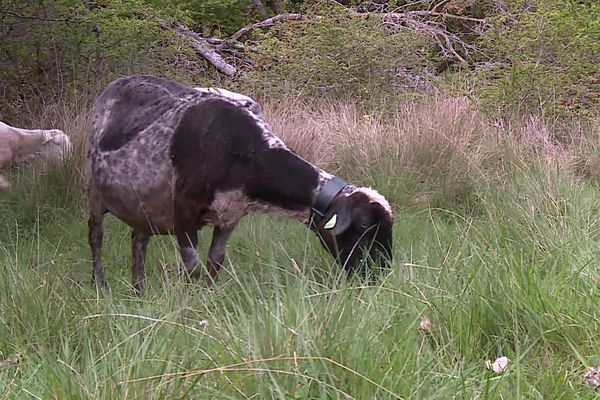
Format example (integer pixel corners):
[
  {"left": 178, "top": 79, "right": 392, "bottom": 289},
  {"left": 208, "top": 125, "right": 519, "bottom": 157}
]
[
  {"left": 0, "top": 0, "right": 207, "bottom": 120},
  {"left": 240, "top": 12, "right": 434, "bottom": 102},
  {"left": 447, "top": 0, "right": 600, "bottom": 117}
]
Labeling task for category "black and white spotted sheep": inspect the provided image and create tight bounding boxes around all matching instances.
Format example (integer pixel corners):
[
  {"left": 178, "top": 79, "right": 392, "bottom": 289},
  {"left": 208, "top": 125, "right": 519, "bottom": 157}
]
[{"left": 87, "top": 75, "right": 393, "bottom": 292}]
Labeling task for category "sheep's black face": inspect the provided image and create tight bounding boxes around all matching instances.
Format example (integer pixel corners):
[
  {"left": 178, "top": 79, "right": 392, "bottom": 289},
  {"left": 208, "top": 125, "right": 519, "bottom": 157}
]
[{"left": 315, "top": 191, "right": 393, "bottom": 278}]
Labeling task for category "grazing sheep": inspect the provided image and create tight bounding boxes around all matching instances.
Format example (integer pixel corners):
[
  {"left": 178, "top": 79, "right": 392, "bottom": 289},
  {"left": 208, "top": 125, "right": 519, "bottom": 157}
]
[
  {"left": 88, "top": 75, "right": 393, "bottom": 292},
  {"left": 0, "top": 121, "right": 72, "bottom": 189}
]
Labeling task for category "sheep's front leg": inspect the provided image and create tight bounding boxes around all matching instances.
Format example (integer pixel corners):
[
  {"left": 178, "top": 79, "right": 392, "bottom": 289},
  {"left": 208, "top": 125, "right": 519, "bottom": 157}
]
[
  {"left": 174, "top": 201, "right": 202, "bottom": 280},
  {"left": 131, "top": 230, "right": 150, "bottom": 294},
  {"left": 206, "top": 225, "right": 236, "bottom": 285}
]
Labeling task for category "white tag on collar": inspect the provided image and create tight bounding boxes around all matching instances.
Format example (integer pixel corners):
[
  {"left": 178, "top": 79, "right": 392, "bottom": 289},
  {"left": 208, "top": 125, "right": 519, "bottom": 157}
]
[{"left": 324, "top": 214, "right": 337, "bottom": 230}]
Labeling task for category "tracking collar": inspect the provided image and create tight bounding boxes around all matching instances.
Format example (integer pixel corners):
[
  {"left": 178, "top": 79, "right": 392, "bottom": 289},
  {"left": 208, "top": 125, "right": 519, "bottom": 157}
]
[{"left": 310, "top": 175, "right": 348, "bottom": 222}]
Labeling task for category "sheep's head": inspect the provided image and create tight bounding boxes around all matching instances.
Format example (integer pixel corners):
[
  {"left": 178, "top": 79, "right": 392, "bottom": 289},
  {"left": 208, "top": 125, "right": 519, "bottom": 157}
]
[
  {"left": 314, "top": 187, "right": 393, "bottom": 277},
  {"left": 42, "top": 130, "right": 73, "bottom": 160}
]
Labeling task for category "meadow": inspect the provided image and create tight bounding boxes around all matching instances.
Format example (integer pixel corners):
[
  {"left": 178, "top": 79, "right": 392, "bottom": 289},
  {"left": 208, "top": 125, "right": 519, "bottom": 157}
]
[{"left": 0, "top": 96, "right": 599, "bottom": 399}]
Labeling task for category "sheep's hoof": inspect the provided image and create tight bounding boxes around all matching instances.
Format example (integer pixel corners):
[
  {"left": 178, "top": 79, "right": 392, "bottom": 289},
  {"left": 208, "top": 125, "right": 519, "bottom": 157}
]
[
  {"left": 205, "top": 275, "right": 219, "bottom": 288},
  {"left": 93, "top": 282, "right": 110, "bottom": 297},
  {"left": 132, "top": 283, "right": 146, "bottom": 296},
  {"left": 179, "top": 264, "right": 202, "bottom": 282},
  {"left": 91, "top": 275, "right": 109, "bottom": 295}
]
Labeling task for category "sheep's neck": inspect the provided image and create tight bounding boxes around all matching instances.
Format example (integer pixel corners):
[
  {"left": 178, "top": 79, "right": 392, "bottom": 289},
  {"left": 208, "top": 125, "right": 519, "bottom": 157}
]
[
  {"left": 9, "top": 134, "right": 46, "bottom": 164},
  {"left": 244, "top": 147, "right": 322, "bottom": 220}
]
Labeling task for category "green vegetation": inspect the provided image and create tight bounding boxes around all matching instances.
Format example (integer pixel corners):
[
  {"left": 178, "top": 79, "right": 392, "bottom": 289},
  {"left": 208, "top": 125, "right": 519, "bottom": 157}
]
[
  {"left": 2, "top": 96, "right": 600, "bottom": 398},
  {"left": 462, "top": 0, "right": 600, "bottom": 116},
  {"left": 3, "top": 0, "right": 600, "bottom": 119},
  {"left": 242, "top": 15, "right": 430, "bottom": 100},
  {"left": 1, "top": 0, "right": 600, "bottom": 398}
]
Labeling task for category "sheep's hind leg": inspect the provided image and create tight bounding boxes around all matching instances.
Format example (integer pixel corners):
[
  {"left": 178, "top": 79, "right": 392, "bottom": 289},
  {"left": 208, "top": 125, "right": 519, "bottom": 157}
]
[
  {"left": 206, "top": 225, "right": 236, "bottom": 286},
  {"left": 131, "top": 230, "right": 150, "bottom": 294}
]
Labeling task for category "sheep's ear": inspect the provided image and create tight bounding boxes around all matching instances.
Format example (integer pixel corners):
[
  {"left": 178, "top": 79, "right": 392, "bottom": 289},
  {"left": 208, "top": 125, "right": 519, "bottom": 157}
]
[{"left": 323, "top": 197, "right": 352, "bottom": 236}]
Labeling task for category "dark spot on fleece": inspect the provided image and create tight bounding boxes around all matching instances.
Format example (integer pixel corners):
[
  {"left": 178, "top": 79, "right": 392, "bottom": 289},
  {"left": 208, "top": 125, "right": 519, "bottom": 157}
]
[{"left": 98, "top": 76, "right": 195, "bottom": 151}]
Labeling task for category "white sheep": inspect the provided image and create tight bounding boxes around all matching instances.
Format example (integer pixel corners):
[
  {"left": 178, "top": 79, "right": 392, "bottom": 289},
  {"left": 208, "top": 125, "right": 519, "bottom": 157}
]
[{"left": 0, "top": 121, "right": 72, "bottom": 189}]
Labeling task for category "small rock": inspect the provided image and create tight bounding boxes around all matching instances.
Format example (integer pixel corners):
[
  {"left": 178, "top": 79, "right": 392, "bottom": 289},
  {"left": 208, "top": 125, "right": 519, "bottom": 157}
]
[
  {"left": 419, "top": 316, "right": 433, "bottom": 333},
  {"left": 485, "top": 356, "right": 509, "bottom": 374}
]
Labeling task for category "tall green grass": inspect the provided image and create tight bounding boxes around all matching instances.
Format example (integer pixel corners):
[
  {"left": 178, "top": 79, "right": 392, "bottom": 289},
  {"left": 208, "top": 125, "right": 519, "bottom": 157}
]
[{"left": 0, "top": 97, "right": 599, "bottom": 398}]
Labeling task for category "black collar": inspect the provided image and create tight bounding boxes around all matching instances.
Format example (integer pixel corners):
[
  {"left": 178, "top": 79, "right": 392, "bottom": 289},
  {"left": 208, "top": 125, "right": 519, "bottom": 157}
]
[{"left": 310, "top": 175, "right": 348, "bottom": 222}]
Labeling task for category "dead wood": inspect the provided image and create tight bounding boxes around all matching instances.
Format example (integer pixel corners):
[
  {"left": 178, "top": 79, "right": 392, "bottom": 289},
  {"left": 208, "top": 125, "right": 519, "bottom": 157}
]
[
  {"left": 349, "top": 10, "right": 488, "bottom": 63},
  {"left": 227, "top": 13, "right": 307, "bottom": 43},
  {"left": 161, "top": 6, "right": 489, "bottom": 77},
  {"left": 162, "top": 20, "right": 238, "bottom": 76}
]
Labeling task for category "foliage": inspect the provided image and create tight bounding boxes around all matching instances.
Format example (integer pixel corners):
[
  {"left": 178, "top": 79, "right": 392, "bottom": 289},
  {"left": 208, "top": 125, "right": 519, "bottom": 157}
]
[
  {"left": 0, "top": 0, "right": 202, "bottom": 119},
  {"left": 448, "top": 0, "right": 600, "bottom": 117},
  {"left": 2, "top": 0, "right": 599, "bottom": 119},
  {"left": 240, "top": 13, "right": 434, "bottom": 101},
  {"left": 142, "top": 0, "right": 251, "bottom": 35}
]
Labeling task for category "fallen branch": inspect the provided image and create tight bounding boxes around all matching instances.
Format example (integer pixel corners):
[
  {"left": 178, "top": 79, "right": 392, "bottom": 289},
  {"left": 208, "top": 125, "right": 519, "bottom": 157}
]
[
  {"left": 206, "top": 37, "right": 259, "bottom": 52},
  {"left": 163, "top": 21, "right": 237, "bottom": 76},
  {"left": 374, "top": 10, "right": 488, "bottom": 24}
]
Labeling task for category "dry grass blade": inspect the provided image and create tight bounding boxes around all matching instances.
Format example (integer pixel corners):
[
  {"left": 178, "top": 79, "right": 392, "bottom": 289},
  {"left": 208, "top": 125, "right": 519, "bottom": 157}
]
[{"left": 119, "top": 355, "right": 403, "bottom": 399}]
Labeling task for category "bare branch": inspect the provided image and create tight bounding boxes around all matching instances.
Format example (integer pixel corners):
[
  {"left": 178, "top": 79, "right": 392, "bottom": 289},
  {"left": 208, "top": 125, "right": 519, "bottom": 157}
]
[
  {"left": 389, "top": 16, "right": 473, "bottom": 62},
  {"left": 349, "top": 10, "right": 488, "bottom": 24},
  {"left": 206, "top": 37, "right": 259, "bottom": 52},
  {"left": 228, "top": 13, "right": 307, "bottom": 43},
  {"left": 430, "top": 0, "right": 451, "bottom": 14}
]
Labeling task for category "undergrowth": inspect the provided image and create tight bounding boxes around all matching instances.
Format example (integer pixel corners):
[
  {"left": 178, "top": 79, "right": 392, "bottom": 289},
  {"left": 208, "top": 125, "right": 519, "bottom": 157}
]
[{"left": 0, "top": 97, "right": 599, "bottom": 398}]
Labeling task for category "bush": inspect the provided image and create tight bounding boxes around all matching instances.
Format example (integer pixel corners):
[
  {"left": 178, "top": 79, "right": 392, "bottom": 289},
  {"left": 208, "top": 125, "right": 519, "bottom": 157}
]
[
  {"left": 240, "top": 12, "right": 434, "bottom": 102},
  {"left": 447, "top": 0, "right": 600, "bottom": 117},
  {"left": 0, "top": 0, "right": 207, "bottom": 120}
]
